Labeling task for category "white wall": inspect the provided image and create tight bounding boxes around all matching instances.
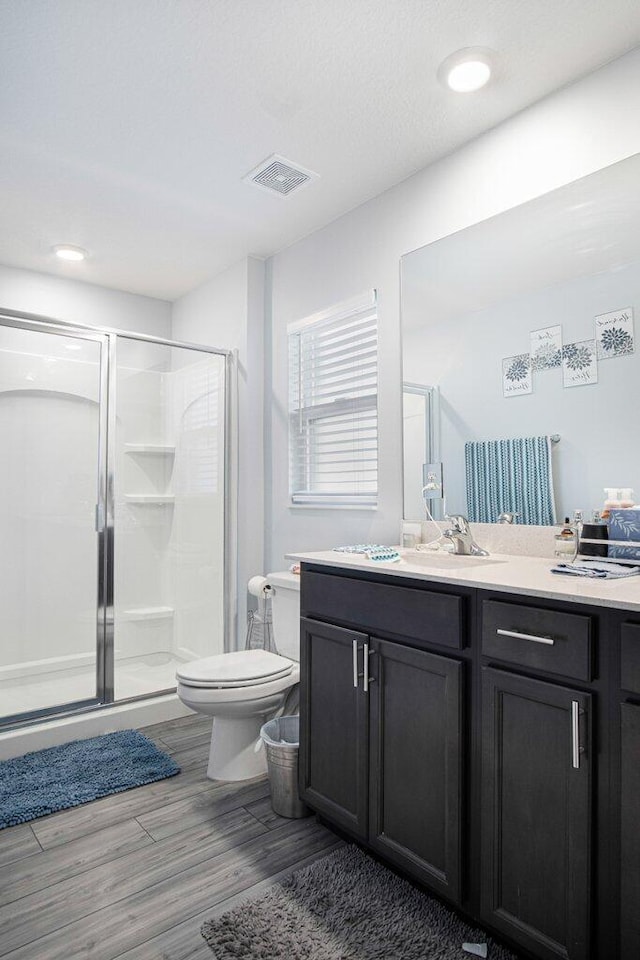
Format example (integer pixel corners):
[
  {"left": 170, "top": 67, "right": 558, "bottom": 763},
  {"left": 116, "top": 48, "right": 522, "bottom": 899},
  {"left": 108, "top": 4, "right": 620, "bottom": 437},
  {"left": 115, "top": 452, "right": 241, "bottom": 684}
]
[
  {"left": 0, "top": 263, "right": 171, "bottom": 336},
  {"left": 266, "top": 47, "right": 640, "bottom": 570},
  {"left": 171, "top": 256, "right": 265, "bottom": 647}
]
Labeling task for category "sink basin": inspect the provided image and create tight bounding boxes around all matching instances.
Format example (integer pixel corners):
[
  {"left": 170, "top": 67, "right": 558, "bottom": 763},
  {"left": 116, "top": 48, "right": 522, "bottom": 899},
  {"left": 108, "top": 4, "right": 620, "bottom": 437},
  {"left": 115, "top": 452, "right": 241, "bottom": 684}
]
[{"left": 401, "top": 550, "right": 506, "bottom": 570}]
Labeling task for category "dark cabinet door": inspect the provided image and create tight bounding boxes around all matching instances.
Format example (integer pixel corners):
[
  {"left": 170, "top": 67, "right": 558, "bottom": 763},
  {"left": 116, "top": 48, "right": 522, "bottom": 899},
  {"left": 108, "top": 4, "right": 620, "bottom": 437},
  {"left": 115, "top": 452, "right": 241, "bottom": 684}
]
[
  {"left": 368, "top": 638, "right": 463, "bottom": 901},
  {"left": 481, "top": 668, "right": 592, "bottom": 960},
  {"left": 621, "top": 702, "right": 640, "bottom": 958},
  {"left": 299, "top": 617, "right": 369, "bottom": 837}
]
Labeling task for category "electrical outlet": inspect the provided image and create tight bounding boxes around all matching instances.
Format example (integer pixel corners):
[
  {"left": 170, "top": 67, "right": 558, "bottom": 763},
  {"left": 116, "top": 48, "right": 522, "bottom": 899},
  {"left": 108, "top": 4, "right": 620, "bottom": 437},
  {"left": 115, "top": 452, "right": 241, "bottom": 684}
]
[{"left": 422, "top": 461, "right": 443, "bottom": 500}]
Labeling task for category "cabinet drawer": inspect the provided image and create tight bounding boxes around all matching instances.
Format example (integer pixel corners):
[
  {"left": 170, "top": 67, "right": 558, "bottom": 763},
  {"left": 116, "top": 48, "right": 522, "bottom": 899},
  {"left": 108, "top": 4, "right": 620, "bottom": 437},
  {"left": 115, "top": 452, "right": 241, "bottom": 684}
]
[
  {"left": 301, "top": 570, "right": 464, "bottom": 649},
  {"left": 482, "top": 599, "right": 592, "bottom": 681},
  {"left": 621, "top": 623, "right": 640, "bottom": 694}
]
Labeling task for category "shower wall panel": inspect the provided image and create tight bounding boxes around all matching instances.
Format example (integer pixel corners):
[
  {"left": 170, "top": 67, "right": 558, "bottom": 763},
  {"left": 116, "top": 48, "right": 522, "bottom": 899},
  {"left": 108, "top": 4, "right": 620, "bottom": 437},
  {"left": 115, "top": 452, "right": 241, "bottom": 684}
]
[{"left": 0, "top": 325, "right": 104, "bottom": 716}]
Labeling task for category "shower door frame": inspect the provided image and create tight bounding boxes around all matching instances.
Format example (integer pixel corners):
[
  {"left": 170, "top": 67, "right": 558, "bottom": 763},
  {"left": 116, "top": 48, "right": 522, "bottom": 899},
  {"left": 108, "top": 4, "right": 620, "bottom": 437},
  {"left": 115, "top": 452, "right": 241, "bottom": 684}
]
[{"left": 0, "top": 309, "right": 234, "bottom": 730}]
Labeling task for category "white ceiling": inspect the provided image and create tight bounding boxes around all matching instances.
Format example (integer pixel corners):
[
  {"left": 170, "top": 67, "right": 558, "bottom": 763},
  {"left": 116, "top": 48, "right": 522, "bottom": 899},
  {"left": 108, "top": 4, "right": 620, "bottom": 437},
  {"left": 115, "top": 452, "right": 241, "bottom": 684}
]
[{"left": 1, "top": 1, "right": 639, "bottom": 302}]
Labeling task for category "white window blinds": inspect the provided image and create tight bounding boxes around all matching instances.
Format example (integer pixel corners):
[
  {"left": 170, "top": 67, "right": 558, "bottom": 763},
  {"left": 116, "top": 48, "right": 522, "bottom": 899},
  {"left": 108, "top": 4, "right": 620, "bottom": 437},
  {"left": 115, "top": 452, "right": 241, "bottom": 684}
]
[{"left": 288, "top": 291, "right": 378, "bottom": 506}]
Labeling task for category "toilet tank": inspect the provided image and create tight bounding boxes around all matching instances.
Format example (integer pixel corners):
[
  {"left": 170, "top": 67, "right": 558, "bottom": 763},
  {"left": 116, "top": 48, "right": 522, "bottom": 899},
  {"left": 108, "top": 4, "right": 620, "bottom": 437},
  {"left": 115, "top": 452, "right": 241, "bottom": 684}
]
[{"left": 266, "top": 570, "right": 301, "bottom": 662}]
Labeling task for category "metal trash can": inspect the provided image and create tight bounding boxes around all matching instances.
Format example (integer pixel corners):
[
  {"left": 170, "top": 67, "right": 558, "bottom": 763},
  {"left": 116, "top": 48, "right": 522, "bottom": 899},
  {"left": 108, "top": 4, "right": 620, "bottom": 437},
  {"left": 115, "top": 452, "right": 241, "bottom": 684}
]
[{"left": 260, "top": 715, "right": 311, "bottom": 819}]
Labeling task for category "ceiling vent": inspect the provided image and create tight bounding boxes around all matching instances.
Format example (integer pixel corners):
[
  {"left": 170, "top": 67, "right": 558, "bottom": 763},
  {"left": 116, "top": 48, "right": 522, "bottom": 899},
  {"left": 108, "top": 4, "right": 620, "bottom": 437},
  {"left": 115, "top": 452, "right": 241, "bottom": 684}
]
[{"left": 243, "top": 154, "right": 318, "bottom": 197}]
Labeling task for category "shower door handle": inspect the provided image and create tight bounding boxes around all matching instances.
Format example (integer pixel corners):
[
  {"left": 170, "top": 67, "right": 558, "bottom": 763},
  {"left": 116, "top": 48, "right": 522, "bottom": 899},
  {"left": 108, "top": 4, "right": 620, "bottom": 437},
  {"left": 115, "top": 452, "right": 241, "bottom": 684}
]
[{"left": 95, "top": 503, "right": 105, "bottom": 533}]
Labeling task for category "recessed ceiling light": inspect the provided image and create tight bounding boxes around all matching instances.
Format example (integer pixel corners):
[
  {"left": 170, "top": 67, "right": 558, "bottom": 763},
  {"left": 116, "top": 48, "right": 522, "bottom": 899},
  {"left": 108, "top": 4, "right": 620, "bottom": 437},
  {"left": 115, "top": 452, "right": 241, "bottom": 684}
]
[
  {"left": 438, "top": 48, "right": 494, "bottom": 93},
  {"left": 52, "top": 244, "right": 88, "bottom": 262}
]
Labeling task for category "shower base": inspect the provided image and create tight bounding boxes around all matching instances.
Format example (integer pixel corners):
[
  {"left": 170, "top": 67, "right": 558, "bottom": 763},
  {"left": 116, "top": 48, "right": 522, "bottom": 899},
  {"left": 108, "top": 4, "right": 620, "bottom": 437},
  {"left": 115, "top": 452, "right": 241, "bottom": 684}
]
[{"left": 0, "top": 652, "right": 187, "bottom": 719}]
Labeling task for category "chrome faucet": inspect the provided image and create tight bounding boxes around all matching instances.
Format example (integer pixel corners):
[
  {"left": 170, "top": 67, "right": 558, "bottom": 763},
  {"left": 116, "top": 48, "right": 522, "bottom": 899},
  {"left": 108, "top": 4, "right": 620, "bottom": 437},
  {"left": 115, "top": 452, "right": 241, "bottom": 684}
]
[{"left": 443, "top": 515, "right": 489, "bottom": 556}]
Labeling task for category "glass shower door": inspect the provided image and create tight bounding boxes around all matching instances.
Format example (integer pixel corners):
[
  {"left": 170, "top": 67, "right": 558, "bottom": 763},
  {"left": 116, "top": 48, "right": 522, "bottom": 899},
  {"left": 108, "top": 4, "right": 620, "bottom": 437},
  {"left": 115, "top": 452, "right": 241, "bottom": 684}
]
[
  {"left": 113, "top": 337, "right": 227, "bottom": 701},
  {"left": 0, "top": 320, "right": 107, "bottom": 722}
]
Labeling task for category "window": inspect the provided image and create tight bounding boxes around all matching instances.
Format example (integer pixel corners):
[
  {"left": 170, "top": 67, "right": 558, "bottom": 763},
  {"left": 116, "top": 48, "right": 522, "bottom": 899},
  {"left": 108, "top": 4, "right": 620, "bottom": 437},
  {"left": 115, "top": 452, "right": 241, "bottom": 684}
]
[{"left": 288, "top": 291, "right": 378, "bottom": 507}]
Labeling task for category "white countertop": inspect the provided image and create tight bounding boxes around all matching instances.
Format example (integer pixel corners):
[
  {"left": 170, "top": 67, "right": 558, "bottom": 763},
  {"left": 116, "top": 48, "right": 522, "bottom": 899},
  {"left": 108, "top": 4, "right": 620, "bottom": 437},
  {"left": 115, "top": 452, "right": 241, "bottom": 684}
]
[{"left": 286, "top": 549, "right": 640, "bottom": 612}]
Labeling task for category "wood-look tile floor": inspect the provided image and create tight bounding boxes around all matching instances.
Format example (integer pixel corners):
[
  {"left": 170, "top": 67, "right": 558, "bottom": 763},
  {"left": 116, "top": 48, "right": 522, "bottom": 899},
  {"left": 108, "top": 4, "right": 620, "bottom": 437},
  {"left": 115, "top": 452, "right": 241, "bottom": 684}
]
[{"left": 0, "top": 715, "right": 342, "bottom": 960}]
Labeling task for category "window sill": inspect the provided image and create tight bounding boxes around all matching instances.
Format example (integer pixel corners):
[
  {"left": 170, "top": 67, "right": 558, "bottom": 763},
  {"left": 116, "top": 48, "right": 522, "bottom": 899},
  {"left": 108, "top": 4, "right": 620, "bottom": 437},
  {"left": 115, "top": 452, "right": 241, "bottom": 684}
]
[{"left": 288, "top": 502, "right": 378, "bottom": 511}]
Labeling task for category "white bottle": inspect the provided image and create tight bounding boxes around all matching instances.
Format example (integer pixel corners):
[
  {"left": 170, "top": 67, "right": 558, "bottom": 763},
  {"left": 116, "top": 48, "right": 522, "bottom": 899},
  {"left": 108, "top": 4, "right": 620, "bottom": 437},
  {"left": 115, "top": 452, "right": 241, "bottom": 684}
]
[
  {"left": 602, "top": 488, "right": 622, "bottom": 520},
  {"left": 620, "top": 488, "right": 635, "bottom": 508}
]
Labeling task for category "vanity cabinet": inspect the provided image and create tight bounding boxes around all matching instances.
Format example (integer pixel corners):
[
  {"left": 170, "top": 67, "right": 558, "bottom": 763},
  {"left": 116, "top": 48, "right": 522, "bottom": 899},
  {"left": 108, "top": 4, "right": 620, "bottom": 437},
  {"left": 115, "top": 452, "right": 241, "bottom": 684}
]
[
  {"left": 480, "top": 668, "right": 592, "bottom": 960},
  {"left": 620, "top": 623, "right": 640, "bottom": 957},
  {"left": 368, "top": 637, "right": 462, "bottom": 899},
  {"left": 298, "top": 617, "right": 369, "bottom": 837},
  {"left": 299, "top": 575, "right": 465, "bottom": 900},
  {"left": 481, "top": 598, "right": 593, "bottom": 682},
  {"left": 620, "top": 702, "right": 640, "bottom": 958},
  {"left": 298, "top": 562, "right": 635, "bottom": 960}
]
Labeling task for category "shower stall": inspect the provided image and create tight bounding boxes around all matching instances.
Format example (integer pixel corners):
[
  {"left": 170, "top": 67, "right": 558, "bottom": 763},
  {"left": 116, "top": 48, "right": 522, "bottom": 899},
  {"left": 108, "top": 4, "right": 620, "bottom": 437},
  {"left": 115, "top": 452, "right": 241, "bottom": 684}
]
[{"left": 0, "top": 311, "right": 232, "bottom": 730}]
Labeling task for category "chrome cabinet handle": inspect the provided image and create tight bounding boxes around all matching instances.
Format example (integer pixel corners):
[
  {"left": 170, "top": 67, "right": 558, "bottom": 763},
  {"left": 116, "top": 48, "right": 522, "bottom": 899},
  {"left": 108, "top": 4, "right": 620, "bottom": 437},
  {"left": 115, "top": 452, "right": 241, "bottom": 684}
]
[
  {"left": 363, "top": 642, "right": 375, "bottom": 692},
  {"left": 352, "top": 639, "right": 374, "bottom": 691},
  {"left": 571, "top": 700, "right": 581, "bottom": 769},
  {"left": 496, "top": 628, "right": 554, "bottom": 646}
]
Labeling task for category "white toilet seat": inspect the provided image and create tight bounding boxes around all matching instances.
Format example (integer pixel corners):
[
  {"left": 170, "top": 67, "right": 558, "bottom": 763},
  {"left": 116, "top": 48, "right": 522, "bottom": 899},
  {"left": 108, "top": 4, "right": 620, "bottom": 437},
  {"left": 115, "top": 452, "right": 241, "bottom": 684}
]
[
  {"left": 176, "top": 649, "right": 293, "bottom": 689},
  {"left": 177, "top": 663, "right": 299, "bottom": 704}
]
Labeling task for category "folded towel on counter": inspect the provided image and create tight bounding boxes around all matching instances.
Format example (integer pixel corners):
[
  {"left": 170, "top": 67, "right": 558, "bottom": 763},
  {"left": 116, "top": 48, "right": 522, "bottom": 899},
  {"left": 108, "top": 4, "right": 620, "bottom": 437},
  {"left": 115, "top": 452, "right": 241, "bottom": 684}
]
[
  {"left": 334, "top": 544, "right": 387, "bottom": 554},
  {"left": 333, "top": 544, "right": 401, "bottom": 562},
  {"left": 552, "top": 560, "right": 640, "bottom": 579},
  {"left": 366, "top": 548, "right": 401, "bottom": 562}
]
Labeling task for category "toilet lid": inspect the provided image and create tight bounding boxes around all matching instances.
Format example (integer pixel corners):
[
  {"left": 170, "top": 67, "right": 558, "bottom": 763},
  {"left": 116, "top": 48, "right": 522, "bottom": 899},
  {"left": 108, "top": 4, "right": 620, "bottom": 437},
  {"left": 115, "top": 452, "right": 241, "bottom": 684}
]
[{"left": 176, "top": 649, "right": 294, "bottom": 689}]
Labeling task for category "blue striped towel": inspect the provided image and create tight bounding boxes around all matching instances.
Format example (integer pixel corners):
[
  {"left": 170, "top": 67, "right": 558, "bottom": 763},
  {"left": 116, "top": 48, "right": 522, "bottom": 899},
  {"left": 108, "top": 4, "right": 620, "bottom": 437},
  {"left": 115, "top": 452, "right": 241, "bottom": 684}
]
[{"left": 465, "top": 436, "right": 556, "bottom": 526}]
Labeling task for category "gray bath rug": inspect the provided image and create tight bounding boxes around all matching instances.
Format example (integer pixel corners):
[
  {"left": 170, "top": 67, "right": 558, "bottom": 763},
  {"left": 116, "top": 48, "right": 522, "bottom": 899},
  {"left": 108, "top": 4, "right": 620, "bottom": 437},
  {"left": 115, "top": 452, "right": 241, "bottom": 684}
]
[{"left": 201, "top": 844, "right": 521, "bottom": 959}]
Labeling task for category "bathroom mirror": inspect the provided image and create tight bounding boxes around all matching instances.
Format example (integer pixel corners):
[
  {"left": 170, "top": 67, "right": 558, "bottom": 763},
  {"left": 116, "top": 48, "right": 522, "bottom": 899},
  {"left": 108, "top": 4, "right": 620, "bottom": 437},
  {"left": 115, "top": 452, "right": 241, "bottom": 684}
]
[{"left": 400, "top": 151, "right": 640, "bottom": 523}]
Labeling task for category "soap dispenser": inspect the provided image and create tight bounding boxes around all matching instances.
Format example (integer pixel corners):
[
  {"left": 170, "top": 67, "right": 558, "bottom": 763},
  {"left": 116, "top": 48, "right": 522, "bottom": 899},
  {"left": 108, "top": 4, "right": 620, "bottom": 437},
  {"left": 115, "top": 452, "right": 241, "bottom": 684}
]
[
  {"left": 602, "top": 489, "right": 621, "bottom": 520},
  {"left": 620, "top": 488, "right": 635, "bottom": 508}
]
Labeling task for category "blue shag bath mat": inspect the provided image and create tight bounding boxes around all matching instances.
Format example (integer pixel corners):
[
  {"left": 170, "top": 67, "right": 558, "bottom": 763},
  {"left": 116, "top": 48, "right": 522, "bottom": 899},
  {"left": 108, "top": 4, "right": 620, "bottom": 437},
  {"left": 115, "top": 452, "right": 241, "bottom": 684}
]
[{"left": 0, "top": 729, "right": 180, "bottom": 829}]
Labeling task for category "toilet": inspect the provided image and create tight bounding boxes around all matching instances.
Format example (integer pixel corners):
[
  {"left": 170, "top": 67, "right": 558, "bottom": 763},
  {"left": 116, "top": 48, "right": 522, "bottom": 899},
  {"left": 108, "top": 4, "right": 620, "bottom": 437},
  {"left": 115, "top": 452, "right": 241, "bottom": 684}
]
[{"left": 176, "top": 571, "right": 301, "bottom": 781}]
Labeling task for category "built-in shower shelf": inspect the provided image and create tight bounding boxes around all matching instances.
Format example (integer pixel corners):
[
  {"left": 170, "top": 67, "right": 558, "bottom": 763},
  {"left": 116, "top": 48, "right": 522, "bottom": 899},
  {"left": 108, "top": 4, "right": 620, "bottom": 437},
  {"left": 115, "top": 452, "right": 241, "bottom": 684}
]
[
  {"left": 124, "top": 494, "right": 175, "bottom": 504},
  {"left": 121, "top": 606, "right": 175, "bottom": 621},
  {"left": 125, "top": 444, "right": 176, "bottom": 455}
]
